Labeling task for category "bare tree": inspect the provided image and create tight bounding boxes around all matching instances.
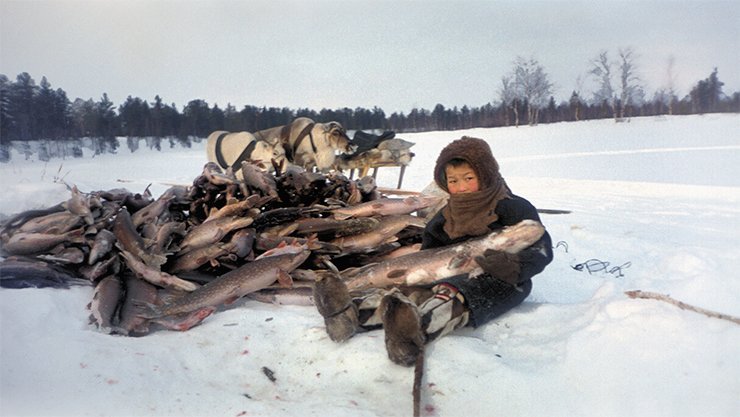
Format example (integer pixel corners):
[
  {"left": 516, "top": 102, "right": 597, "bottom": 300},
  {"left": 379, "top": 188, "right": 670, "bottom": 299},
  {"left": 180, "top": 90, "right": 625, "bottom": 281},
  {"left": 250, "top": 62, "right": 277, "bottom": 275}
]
[
  {"left": 590, "top": 50, "right": 616, "bottom": 119},
  {"left": 511, "top": 56, "right": 553, "bottom": 126},
  {"left": 665, "top": 55, "right": 677, "bottom": 115},
  {"left": 590, "top": 48, "right": 643, "bottom": 121},
  {"left": 616, "top": 47, "right": 643, "bottom": 119},
  {"left": 498, "top": 75, "right": 519, "bottom": 127}
]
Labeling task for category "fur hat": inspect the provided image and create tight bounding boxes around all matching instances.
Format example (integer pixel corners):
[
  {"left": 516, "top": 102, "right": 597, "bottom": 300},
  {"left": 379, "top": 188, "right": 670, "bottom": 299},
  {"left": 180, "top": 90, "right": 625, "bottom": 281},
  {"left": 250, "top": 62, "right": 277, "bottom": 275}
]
[{"left": 434, "top": 136, "right": 501, "bottom": 192}]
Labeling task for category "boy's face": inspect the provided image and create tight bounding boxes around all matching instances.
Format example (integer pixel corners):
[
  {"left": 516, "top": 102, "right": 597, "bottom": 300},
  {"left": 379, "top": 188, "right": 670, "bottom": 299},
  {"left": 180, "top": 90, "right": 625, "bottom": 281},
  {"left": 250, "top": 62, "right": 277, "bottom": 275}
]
[{"left": 445, "top": 162, "right": 480, "bottom": 194}]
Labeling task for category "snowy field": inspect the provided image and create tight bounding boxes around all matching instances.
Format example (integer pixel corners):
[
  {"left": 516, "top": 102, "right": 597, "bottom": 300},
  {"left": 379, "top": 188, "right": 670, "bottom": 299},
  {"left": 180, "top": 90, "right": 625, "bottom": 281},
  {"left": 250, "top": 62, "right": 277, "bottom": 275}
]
[{"left": 1, "top": 114, "right": 739, "bottom": 417}]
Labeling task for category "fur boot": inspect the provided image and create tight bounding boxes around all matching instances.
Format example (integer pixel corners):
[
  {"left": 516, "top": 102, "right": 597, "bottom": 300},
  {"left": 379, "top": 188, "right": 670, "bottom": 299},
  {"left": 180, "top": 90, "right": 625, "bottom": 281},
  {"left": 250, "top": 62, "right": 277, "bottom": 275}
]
[
  {"left": 380, "top": 289, "right": 425, "bottom": 367},
  {"left": 313, "top": 271, "right": 359, "bottom": 342}
]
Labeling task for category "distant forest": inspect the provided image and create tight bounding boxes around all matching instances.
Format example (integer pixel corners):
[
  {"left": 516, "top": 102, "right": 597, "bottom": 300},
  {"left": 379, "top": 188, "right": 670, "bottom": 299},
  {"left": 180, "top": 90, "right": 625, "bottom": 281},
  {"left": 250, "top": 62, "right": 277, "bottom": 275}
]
[{"left": 1, "top": 65, "right": 738, "bottom": 147}]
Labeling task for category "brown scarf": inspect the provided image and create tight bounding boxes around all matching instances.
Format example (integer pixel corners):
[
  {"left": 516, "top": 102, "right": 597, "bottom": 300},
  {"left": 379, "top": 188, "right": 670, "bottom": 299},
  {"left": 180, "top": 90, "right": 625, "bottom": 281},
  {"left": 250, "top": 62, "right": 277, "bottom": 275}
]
[{"left": 442, "top": 178, "right": 510, "bottom": 240}]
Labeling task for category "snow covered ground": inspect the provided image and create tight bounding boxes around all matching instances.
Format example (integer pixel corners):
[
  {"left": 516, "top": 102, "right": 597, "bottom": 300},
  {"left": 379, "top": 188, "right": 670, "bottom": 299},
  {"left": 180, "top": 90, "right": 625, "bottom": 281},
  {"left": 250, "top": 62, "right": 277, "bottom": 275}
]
[{"left": 1, "top": 114, "right": 739, "bottom": 417}]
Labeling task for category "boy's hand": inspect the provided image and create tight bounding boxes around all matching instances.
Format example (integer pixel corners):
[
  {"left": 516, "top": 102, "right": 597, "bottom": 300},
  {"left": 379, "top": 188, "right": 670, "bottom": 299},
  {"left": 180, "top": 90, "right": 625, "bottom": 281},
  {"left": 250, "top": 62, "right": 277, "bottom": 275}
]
[{"left": 474, "top": 249, "right": 520, "bottom": 286}]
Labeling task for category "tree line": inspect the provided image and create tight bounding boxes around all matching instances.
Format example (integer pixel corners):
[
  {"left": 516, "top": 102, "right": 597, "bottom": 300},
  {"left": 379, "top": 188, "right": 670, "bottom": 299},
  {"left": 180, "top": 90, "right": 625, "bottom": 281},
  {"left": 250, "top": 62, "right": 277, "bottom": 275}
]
[{"left": 1, "top": 58, "right": 738, "bottom": 146}]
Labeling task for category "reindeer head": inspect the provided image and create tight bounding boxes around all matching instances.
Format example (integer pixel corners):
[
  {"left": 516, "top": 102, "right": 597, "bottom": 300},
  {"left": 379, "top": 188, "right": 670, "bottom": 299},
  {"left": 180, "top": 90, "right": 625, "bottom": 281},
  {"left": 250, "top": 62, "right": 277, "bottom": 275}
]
[
  {"left": 253, "top": 136, "right": 287, "bottom": 172},
  {"left": 324, "top": 122, "right": 356, "bottom": 155}
]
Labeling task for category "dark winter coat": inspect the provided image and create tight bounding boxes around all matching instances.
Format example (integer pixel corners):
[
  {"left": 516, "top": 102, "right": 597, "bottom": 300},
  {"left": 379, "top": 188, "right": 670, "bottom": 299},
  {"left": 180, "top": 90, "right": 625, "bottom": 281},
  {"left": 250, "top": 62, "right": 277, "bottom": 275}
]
[{"left": 421, "top": 194, "right": 553, "bottom": 327}]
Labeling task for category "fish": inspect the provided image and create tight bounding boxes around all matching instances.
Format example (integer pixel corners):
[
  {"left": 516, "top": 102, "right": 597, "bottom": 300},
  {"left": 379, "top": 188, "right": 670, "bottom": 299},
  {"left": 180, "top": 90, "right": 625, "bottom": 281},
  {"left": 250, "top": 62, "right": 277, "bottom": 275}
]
[
  {"left": 38, "top": 246, "right": 86, "bottom": 264},
  {"left": 90, "top": 201, "right": 122, "bottom": 231},
  {"left": 330, "top": 215, "right": 426, "bottom": 254},
  {"left": 370, "top": 243, "right": 422, "bottom": 262},
  {"left": 131, "top": 193, "right": 174, "bottom": 228},
  {"left": 0, "top": 257, "right": 89, "bottom": 289},
  {"left": 138, "top": 247, "right": 310, "bottom": 318},
  {"left": 64, "top": 185, "right": 94, "bottom": 225},
  {"left": 241, "top": 160, "right": 278, "bottom": 198},
  {"left": 88, "top": 229, "right": 117, "bottom": 265},
  {"left": 114, "top": 274, "right": 158, "bottom": 336},
  {"left": 202, "top": 162, "right": 239, "bottom": 185},
  {"left": 151, "top": 221, "right": 187, "bottom": 255},
  {"left": 120, "top": 250, "right": 200, "bottom": 292},
  {"left": 204, "top": 195, "right": 267, "bottom": 223},
  {"left": 0, "top": 203, "right": 66, "bottom": 236},
  {"left": 17, "top": 211, "right": 84, "bottom": 235},
  {"left": 168, "top": 229, "right": 254, "bottom": 274},
  {"left": 331, "top": 195, "right": 442, "bottom": 220},
  {"left": 0, "top": 228, "right": 86, "bottom": 256},
  {"left": 255, "top": 233, "right": 341, "bottom": 255},
  {"left": 293, "top": 216, "right": 380, "bottom": 237},
  {"left": 178, "top": 215, "right": 254, "bottom": 254},
  {"left": 88, "top": 275, "right": 124, "bottom": 333},
  {"left": 255, "top": 236, "right": 315, "bottom": 259},
  {"left": 79, "top": 255, "right": 121, "bottom": 283},
  {"left": 113, "top": 209, "right": 167, "bottom": 268},
  {"left": 247, "top": 286, "right": 315, "bottom": 306},
  {"left": 341, "top": 219, "right": 546, "bottom": 291},
  {"left": 150, "top": 307, "right": 217, "bottom": 331},
  {"left": 251, "top": 207, "right": 320, "bottom": 231}
]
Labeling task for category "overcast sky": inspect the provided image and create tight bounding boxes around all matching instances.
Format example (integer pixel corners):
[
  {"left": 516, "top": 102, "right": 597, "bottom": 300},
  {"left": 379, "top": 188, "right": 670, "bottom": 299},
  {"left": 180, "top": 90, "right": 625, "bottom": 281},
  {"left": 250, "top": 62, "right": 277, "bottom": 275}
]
[{"left": 1, "top": 0, "right": 738, "bottom": 114}]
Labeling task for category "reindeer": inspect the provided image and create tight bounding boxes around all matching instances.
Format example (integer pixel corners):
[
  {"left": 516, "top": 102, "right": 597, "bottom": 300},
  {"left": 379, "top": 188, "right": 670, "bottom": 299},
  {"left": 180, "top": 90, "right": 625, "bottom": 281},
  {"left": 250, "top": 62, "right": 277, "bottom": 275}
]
[
  {"left": 206, "top": 131, "right": 286, "bottom": 176},
  {"left": 253, "top": 117, "right": 355, "bottom": 171}
]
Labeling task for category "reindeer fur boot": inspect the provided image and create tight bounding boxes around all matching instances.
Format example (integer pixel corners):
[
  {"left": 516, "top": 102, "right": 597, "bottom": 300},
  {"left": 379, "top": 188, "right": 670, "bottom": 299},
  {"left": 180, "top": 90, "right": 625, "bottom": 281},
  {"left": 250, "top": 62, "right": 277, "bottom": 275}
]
[
  {"left": 313, "top": 271, "right": 359, "bottom": 342},
  {"left": 380, "top": 289, "right": 425, "bottom": 367},
  {"left": 381, "top": 284, "right": 469, "bottom": 366}
]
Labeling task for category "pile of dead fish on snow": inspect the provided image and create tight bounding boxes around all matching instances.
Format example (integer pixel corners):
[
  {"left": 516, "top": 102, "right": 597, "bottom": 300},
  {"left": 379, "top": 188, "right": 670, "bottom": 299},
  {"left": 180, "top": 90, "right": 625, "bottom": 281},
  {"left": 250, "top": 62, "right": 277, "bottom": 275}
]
[{"left": 0, "top": 161, "right": 447, "bottom": 336}]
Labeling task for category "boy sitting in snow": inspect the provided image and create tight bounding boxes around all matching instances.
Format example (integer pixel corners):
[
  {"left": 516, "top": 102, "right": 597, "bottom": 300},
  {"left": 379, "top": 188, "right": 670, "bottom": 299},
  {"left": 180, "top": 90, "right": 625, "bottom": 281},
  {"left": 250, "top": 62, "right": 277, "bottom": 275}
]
[{"left": 314, "top": 136, "right": 553, "bottom": 366}]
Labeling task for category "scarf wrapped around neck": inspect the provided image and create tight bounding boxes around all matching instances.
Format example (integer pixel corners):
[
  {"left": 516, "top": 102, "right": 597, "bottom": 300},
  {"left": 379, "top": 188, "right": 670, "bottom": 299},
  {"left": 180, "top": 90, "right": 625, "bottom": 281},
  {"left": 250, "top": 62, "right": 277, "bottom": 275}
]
[
  {"left": 434, "top": 136, "right": 511, "bottom": 240},
  {"left": 442, "top": 173, "right": 509, "bottom": 239}
]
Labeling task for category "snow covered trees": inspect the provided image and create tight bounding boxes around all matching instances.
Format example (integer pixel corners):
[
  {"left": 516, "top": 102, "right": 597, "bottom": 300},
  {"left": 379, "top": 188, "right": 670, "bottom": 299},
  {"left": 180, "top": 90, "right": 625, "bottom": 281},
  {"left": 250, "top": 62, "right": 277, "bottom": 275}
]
[
  {"left": 499, "top": 56, "right": 554, "bottom": 126},
  {"left": 589, "top": 48, "right": 644, "bottom": 121}
]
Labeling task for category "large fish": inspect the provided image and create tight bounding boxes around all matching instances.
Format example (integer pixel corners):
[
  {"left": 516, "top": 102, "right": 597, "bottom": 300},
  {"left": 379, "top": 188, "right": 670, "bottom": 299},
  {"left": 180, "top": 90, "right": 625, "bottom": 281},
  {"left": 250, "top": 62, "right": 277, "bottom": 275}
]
[
  {"left": 88, "top": 275, "right": 124, "bottom": 333},
  {"left": 151, "top": 221, "right": 186, "bottom": 255},
  {"left": 17, "top": 211, "right": 84, "bottom": 235},
  {"left": 113, "top": 209, "right": 167, "bottom": 268},
  {"left": 330, "top": 215, "right": 426, "bottom": 254},
  {"left": 169, "top": 228, "right": 254, "bottom": 274},
  {"left": 331, "top": 195, "right": 442, "bottom": 220},
  {"left": 131, "top": 193, "right": 174, "bottom": 228},
  {"left": 120, "top": 250, "right": 199, "bottom": 292},
  {"left": 115, "top": 274, "right": 158, "bottom": 336},
  {"left": 0, "top": 203, "right": 65, "bottom": 237},
  {"left": 178, "top": 215, "right": 255, "bottom": 254},
  {"left": 0, "top": 257, "right": 89, "bottom": 289},
  {"left": 88, "top": 229, "right": 117, "bottom": 265},
  {"left": 341, "top": 220, "right": 546, "bottom": 291},
  {"left": 0, "top": 228, "right": 86, "bottom": 256},
  {"left": 204, "top": 195, "right": 266, "bottom": 223},
  {"left": 139, "top": 244, "right": 310, "bottom": 318},
  {"left": 293, "top": 216, "right": 380, "bottom": 237}
]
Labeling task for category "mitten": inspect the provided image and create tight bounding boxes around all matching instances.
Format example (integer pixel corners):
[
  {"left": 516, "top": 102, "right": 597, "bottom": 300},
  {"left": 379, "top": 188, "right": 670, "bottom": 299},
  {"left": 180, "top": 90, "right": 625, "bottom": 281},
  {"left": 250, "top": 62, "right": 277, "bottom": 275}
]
[{"left": 474, "top": 249, "right": 521, "bottom": 286}]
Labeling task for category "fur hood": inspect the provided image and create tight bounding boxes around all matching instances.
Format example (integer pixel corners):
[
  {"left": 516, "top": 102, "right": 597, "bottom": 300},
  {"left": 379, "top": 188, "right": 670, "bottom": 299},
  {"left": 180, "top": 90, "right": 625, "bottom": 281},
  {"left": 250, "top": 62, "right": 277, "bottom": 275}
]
[{"left": 433, "top": 136, "right": 503, "bottom": 192}]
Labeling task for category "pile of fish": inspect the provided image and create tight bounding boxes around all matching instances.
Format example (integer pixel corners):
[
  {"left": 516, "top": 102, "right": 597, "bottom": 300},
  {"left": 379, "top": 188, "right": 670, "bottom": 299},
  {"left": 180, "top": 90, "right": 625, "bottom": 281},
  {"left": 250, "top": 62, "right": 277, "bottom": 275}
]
[
  {"left": 0, "top": 162, "right": 431, "bottom": 334},
  {"left": 0, "top": 161, "right": 545, "bottom": 336}
]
